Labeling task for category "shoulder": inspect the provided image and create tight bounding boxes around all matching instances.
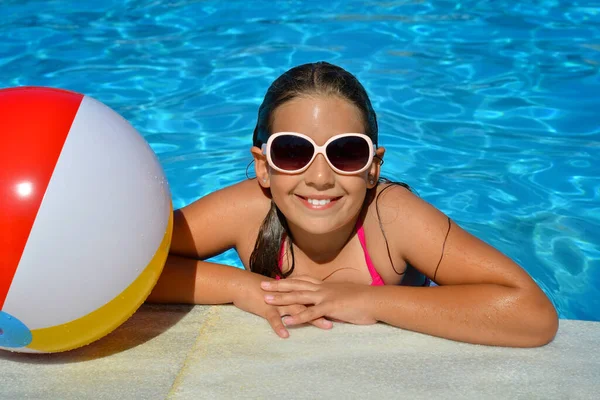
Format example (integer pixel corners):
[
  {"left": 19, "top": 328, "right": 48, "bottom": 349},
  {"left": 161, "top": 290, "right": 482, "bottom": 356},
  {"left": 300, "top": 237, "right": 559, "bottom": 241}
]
[
  {"left": 366, "top": 181, "right": 442, "bottom": 230},
  {"left": 367, "top": 182, "right": 533, "bottom": 288},
  {"left": 364, "top": 181, "right": 451, "bottom": 274},
  {"left": 171, "top": 179, "right": 271, "bottom": 260},
  {"left": 182, "top": 178, "right": 271, "bottom": 217}
]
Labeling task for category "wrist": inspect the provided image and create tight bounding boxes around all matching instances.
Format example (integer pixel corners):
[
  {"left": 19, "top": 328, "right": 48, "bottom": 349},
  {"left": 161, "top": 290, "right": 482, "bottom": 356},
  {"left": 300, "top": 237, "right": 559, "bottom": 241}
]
[
  {"left": 360, "top": 285, "right": 387, "bottom": 322},
  {"left": 229, "top": 270, "right": 267, "bottom": 304}
]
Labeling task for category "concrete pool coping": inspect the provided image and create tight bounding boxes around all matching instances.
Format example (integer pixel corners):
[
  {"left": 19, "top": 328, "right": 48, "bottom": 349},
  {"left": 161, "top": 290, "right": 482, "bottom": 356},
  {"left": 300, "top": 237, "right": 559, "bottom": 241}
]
[{"left": 2, "top": 304, "right": 598, "bottom": 399}]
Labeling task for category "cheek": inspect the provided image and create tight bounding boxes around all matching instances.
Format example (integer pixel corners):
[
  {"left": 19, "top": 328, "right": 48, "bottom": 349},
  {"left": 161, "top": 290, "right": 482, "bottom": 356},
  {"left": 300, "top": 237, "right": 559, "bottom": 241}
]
[
  {"left": 341, "top": 175, "right": 369, "bottom": 192},
  {"left": 339, "top": 178, "right": 369, "bottom": 206},
  {"left": 268, "top": 175, "right": 297, "bottom": 201}
]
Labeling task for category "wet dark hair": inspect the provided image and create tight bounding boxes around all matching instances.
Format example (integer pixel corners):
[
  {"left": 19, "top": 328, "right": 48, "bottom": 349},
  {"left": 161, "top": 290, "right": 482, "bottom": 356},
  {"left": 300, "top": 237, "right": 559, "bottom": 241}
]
[{"left": 249, "top": 61, "right": 414, "bottom": 280}]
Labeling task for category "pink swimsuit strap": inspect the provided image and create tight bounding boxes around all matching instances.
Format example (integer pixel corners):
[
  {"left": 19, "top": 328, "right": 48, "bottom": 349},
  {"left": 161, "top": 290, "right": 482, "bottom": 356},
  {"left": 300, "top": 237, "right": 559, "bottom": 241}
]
[
  {"left": 276, "top": 219, "right": 385, "bottom": 286},
  {"left": 355, "top": 218, "right": 385, "bottom": 286},
  {"left": 276, "top": 233, "right": 287, "bottom": 280}
]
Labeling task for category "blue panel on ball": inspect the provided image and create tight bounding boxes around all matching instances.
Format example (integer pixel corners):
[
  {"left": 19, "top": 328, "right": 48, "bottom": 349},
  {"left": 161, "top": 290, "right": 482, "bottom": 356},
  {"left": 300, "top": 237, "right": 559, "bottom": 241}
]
[{"left": 0, "top": 310, "right": 32, "bottom": 348}]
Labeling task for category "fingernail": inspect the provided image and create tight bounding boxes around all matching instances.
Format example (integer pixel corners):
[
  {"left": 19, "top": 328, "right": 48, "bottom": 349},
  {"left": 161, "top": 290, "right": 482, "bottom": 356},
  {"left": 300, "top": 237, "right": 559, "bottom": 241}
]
[
  {"left": 282, "top": 316, "right": 292, "bottom": 325},
  {"left": 261, "top": 282, "right": 271, "bottom": 288},
  {"left": 279, "top": 328, "right": 289, "bottom": 338},
  {"left": 264, "top": 295, "right": 274, "bottom": 301}
]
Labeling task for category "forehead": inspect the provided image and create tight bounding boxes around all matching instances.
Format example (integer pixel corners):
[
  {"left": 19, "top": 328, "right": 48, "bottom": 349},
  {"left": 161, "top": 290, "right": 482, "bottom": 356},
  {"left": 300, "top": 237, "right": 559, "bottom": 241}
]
[{"left": 270, "top": 95, "right": 365, "bottom": 142}]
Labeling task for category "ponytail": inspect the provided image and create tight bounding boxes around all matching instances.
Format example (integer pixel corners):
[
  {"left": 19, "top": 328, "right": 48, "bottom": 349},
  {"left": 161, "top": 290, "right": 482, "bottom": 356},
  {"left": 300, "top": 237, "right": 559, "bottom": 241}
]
[{"left": 249, "top": 200, "right": 295, "bottom": 278}]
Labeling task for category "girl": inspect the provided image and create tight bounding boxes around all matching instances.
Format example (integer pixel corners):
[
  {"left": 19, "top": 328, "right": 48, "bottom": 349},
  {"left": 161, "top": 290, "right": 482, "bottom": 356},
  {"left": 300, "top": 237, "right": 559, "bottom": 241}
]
[{"left": 148, "top": 61, "right": 558, "bottom": 347}]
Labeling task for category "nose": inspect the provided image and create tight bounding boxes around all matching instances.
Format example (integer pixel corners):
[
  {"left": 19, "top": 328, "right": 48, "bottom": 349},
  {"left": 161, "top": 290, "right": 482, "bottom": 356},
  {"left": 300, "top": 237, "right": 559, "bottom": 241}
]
[{"left": 304, "top": 154, "right": 335, "bottom": 189}]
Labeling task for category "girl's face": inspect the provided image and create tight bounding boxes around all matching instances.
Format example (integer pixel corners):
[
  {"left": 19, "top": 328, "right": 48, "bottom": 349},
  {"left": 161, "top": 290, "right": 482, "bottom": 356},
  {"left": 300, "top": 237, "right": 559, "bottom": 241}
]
[{"left": 253, "top": 95, "right": 384, "bottom": 235}]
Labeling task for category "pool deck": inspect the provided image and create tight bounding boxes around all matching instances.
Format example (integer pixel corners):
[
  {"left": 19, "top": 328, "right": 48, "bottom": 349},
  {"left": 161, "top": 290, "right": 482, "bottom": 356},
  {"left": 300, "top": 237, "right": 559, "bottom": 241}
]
[{"left": 2, "top": 304, "right": 599, "bottom": 399}]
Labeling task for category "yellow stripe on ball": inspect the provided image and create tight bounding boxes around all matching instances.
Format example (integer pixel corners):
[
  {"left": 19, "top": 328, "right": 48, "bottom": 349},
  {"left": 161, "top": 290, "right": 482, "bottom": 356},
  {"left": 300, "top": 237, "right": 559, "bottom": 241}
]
[{"left": 26, "top": 204, "right": 174, "bottom": 353}]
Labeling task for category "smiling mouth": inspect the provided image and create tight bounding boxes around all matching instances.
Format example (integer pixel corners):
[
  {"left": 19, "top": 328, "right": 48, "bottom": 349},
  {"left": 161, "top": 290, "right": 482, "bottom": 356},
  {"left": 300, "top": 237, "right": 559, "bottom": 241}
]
[{"left": 295, "top": 195, "right": 342, "bottom": 209}]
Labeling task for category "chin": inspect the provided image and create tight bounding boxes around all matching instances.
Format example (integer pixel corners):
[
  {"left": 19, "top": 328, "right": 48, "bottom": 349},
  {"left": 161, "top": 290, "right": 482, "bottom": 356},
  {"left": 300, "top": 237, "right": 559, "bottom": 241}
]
[
  {"left": 294, "top": 217, "right": 346, "bottom": 235},
  {"left": 281, "top": 197, "right": 360, "bottom": 235}
]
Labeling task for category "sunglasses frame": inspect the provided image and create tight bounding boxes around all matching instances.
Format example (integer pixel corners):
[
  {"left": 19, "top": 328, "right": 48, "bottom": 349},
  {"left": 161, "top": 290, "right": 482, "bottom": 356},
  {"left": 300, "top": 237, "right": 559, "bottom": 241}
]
[{"left": 261, "top": 131, "right": 377, "bottom": 175}]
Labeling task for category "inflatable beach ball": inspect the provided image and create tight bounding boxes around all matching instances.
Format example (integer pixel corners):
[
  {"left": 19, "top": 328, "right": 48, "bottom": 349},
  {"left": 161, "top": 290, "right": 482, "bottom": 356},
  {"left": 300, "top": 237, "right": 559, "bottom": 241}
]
[{"left": 0, "top": 87, "right": 173, "bottom": 353}]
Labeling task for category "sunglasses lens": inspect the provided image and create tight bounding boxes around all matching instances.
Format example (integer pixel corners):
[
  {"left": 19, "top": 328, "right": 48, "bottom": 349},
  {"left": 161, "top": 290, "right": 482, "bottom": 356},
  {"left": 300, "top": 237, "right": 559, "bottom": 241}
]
[
  {"left": 326, "top": 136, "right": 371, "bottom": 172},
  {"left": 270, "top": 135, "right": 314, "bottom": 171}
]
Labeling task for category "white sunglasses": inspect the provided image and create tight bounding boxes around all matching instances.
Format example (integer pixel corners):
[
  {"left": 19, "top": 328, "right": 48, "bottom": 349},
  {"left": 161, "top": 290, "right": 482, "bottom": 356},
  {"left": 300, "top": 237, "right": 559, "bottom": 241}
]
[{"left": 261, "top": 132, "right": 376, "bottom": 175}]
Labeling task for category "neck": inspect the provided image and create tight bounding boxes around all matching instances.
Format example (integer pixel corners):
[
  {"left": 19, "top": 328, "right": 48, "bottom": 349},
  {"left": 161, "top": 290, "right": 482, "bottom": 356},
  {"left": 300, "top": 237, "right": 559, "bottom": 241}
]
[{"left": 285, "top": 217, "right": 359, "bottom": 264}]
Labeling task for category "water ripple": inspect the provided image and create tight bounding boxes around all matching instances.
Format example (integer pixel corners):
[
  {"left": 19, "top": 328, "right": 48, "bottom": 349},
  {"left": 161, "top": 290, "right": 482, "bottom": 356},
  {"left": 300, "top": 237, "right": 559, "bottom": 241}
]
[{"left": 1, "top": 0, "right": 599, "bottom": 321}]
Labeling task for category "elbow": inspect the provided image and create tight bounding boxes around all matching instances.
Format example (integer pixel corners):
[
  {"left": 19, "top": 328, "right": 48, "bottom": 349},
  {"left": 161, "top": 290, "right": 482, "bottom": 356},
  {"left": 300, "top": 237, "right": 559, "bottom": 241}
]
[
  {"left": 526, "top": 306, "right": 558, "bottom": 348},
  {"left": 537, "top": 301, "right": 559, "bottom": 346},
  {"left": 518, "top": 290, "right": 559, "bottom": 348}
]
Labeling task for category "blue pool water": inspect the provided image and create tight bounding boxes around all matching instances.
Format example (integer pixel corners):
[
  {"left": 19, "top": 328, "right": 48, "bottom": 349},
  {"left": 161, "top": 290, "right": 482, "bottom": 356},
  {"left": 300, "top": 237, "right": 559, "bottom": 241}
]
[{"left": 2, "top": 0, "right": 599, "bottom": 321}]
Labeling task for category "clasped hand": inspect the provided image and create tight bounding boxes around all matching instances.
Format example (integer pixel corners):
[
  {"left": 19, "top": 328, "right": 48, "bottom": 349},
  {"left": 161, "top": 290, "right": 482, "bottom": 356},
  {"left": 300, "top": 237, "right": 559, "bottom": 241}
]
[
  {"left": 233, "top": 274, "right": 376, "bottom": 338},
  {"left": 261, "top": 276, "right": 377, "bottom": 331}
]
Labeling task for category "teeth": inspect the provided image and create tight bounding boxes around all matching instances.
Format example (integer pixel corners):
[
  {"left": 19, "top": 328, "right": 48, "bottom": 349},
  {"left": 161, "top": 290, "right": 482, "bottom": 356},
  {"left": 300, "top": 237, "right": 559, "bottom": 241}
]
[{"left": 307, "top": 198, "right": 331, "bottom": 206}]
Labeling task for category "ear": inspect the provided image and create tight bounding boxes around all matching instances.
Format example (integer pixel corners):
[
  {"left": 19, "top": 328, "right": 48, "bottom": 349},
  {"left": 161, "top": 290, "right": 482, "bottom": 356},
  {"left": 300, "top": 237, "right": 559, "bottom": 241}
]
[
  {"left": 368, "top": 146, "right": 385, "bottom": 189},
  {"left": 250, "top": 146, "right": 270, "bottom": 188}
]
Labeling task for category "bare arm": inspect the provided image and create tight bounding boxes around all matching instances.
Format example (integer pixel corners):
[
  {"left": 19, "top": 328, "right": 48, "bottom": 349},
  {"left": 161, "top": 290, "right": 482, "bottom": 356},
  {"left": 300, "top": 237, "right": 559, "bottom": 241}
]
[
  {"left": 147, "top": 255, "right": 258, "bottom": 305},
  {"left": 372, "top": 187, "right": 558, "bottom": 346},
  {"left": 367, "top": 283, "right": 556, "bottom": 347},
  {"left": 148, "top": 179, "right": 271, "bottom": 305}
]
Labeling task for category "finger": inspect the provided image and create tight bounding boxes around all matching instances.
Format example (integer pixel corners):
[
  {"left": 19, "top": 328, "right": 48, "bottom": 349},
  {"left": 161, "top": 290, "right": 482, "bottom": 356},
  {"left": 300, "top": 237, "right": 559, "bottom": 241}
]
[
  {"left": 265, "top": 291, "right": 316, "bottom": 306},
  {"left": 278, "top": 304, "right": 304, "bottom": 317},
  {"left": 309, "top": 317, "right": 333, "bottom": 329},
  {"left": 261, "top": 280, "right": 316, "bottom": 292},
  {"left": 279, "top": 305, "right": 333, "bottom": 330},
  {"left": 283, "top": 305, "right": 327, "bottom": 327},
  {"left": 265, "top": 308, "right": 289, "bottom": 338},
  {"left": 292, "top": 275, "right": 323, "bottom": 285}
]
